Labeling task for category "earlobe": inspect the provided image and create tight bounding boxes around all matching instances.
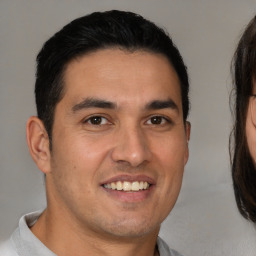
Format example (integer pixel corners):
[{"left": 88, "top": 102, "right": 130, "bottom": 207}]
[{"left": 26, "top": 116, "right": 51, "bottom": 174}]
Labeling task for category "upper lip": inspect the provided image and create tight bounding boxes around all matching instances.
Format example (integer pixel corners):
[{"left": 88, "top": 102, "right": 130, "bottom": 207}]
[{"left": 100, "top": 174, "right": 156, "bottom": 185}]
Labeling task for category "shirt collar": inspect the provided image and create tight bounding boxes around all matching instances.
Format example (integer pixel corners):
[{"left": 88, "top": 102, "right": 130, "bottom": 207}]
[{"left": 11, "top": 211, "right": 177, "bottom": 256}]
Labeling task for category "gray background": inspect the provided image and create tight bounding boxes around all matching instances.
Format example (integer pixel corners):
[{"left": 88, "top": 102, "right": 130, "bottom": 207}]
[{"left": 1, "top": 1, "right": 256, "bottom": 255}]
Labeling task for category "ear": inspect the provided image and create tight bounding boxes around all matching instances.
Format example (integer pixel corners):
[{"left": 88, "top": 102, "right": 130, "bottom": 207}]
[
  {"left": 26, "top": 116, "right": 51, "bottom": 174},
  {"left": 184, "top": 121, "right": 191, "bottom": 165}
]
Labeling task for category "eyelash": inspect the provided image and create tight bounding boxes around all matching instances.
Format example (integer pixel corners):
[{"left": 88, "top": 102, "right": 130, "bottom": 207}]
[
  {"left": 83, "top": 115, "right": 111, "bottom": 126},
  {"left": 83, "top": 115, "right": 172, "bottom": 126},
  {"left": 145, "top": 115, "right": 172, "bottom": 125}
]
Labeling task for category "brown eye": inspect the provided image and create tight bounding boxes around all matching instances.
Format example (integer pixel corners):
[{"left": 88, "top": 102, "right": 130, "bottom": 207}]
[
  {"left": 145, "top": 116, "right": 171, "bottom": 126},
  {"left": 87, "top": 116, "right": 108, "bottom": 125},
  {"left": 150, "top": 116, "right": 163, "bottom": 125}
]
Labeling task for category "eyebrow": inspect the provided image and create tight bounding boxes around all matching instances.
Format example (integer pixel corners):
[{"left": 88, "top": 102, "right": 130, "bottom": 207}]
[
  {"left": 72, "top": 97, "right": 179, "bottom": 113},
  {"left": 145, "top": 99, "right": 179, "bottom": 112},
  {"left": 72, "top": 98, "right": 116, "bottom": 112}
]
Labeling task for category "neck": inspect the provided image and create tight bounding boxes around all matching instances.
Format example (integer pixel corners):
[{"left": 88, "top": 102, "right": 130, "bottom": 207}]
[{"left": 31, "top": 208, "right": 160, "bottom": 256}]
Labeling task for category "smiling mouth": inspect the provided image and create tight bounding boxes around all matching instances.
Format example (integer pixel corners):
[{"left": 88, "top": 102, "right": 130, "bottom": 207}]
[{"left": 103, "top": 181, "right": 150, "bottom": 192}]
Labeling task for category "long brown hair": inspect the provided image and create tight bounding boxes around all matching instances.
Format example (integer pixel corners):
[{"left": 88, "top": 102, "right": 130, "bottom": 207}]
[{"left": 231, "top": 15, "right": 256, "bottom": 222}]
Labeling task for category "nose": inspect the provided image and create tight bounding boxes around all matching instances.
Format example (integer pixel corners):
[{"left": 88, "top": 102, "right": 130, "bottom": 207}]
[{"left": 111, "top": 125, "right": 152, "bottom": 167}]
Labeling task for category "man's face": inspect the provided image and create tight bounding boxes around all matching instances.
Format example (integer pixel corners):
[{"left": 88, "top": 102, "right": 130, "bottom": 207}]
[{"left": 47, "top": 49, "right": 190, "bottom": 238}]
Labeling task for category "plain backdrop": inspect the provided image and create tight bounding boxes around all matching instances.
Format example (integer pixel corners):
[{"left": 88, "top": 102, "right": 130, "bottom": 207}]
[{"left": 1, "top": 1, "right": 256, "bottom": 255}]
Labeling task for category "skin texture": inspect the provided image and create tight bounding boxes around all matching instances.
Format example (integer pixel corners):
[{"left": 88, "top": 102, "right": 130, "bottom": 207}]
[
  {"left": 27, "top": 49, "right": 190, "bottom": 256},
  {"left": 246, "top": 86, "right": 256, "bottom": 163}
]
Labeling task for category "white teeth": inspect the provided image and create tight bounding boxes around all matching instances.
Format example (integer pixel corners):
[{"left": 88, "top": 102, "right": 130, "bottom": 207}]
[
  {"left": 116, "top": 181, "right": 122, "bottom": 190},
  {"left": 103, "top": 181, "right": 150, "bottom": 191},
  {"left": 111, "top": 182, "right": 116, "bottom": 190},
  {"left": 123, "top": 181, "right": 131, "bottom": 191},
  {"left": 143, "top": 182, "right": 149, "bottom": 189},
  {"left": 131, "top": 181, "right": 140, "bottom": 191},
  {"left": 139, "top": 181, "right": 144, "bottom": 190}
]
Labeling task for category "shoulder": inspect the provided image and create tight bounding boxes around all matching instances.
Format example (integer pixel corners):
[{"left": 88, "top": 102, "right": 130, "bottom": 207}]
[
  {"left": 157, "top": 237, "right": 184, "bottom": 256},
  {"left": 0, "top": 239, "right": 18, "bottom": 256}
]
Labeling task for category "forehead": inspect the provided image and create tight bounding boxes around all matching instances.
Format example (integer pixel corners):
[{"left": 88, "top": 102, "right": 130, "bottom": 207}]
[{"left": 61, "top": 49, "right": 182, "bottom": 109}]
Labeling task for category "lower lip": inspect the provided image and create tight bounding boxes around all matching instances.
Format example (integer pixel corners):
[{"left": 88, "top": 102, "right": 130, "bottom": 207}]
[{"left": 101, "top": 185, "right": 155, "bottom": 202}]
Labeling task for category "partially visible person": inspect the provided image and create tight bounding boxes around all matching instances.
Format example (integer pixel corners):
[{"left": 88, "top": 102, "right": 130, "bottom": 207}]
[
  {"left": 0, "top": 10, "right": 190, "bottom": 256},
  {"left": 231, "top": 15, "right": 256, "bottom": 222}
]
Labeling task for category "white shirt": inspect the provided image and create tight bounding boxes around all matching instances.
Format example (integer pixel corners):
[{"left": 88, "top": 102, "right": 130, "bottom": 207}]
[{"left": 0, "top": 212, "right": 183, "bottom": 256}]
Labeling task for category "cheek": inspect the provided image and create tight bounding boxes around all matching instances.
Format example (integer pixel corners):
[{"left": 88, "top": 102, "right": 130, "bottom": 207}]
[
  {"left": 246, "top": 114, "right": 256, "bottom": 161},
  {"left": 153, "top": 134, "right": 186, "bottom": 191},
  {"left": 154, "top": 133, "right": 187, "bottom": 166},
  {"left": 49, "top": 136, "right": 109, "bottom": 202},
  {"left": 54, "top": 132, "right": 112, "bottom": 167}
]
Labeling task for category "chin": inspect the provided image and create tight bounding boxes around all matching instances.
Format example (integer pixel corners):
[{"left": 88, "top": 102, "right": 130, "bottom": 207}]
[{"left": 101, "top": 217, "right": 160, "bottom": 238}]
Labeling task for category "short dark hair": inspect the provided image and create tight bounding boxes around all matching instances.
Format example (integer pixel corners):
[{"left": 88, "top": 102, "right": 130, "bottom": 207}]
[
  {"left": 35, "top": 10, "right": 190, "bottom": 142},
  {"left": 230, "top": 15, "right": 256, "bottom": 222}
]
